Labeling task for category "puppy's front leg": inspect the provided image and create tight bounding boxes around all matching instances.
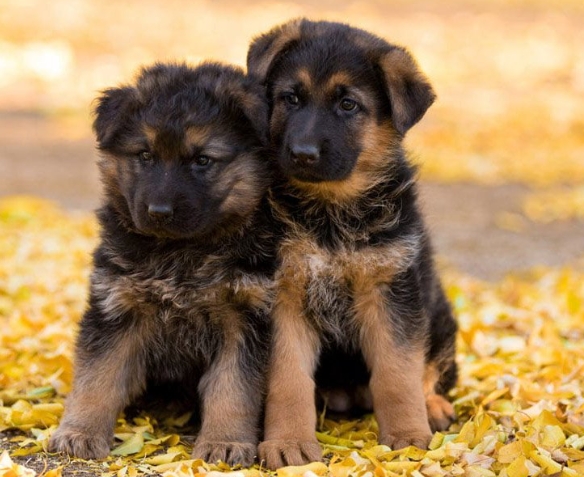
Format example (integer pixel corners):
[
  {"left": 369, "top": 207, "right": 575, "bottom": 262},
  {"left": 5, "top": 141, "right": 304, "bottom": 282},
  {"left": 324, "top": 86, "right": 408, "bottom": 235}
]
[
  {"left": 49, "top": 308, "right": 147, "bottom": 459},
  {"left": 192, "top": 309, "right": 265, "bottom": 467},
  {"left": 258, "top": 287, "right": 322, "bottom": 470},
  {"left": 354, "top": 283, "right": 432, "bottom": 450}
]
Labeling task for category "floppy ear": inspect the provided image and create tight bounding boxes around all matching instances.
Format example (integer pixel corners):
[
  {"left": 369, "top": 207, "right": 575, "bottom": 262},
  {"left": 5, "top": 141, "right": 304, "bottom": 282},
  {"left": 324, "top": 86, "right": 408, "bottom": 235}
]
[
  {"left": 237, "top": 80, "right": 270, "bottom": 144},
  {"left": 198, "top": 62, "right": 270, "bottom": 144},
  {"left": 92, "top": 86, "right": 136, "bottom": 148},
  {"left": 246, "top": 18, "right": 303, "bottom": 83},
  {"left": 378, "top": 47, "right": 436, "bottom": 136}
]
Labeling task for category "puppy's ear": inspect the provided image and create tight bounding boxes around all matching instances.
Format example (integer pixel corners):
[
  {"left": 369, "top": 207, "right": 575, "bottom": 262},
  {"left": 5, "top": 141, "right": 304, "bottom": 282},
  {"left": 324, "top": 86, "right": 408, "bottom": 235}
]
[
  {"left": 246, "top": 18, "right": 303, "bottom": 83},
  {"left": 239, "top": 85, "right": 269, "bottom": 144},
  {"left": 93, "top": 86, "right": 136, "bottom": 148},
  {"left": 236, "top": 80, "right": 270, "bottom": 144},
  {"left": 224, "top": 79, "right": 270, "bottom": 144},
  {"left": 203, "top": 63, "right": 270, "bottom": 144},
  {"left": 378, "top": 47, "right": 436, "bottom": 136}
]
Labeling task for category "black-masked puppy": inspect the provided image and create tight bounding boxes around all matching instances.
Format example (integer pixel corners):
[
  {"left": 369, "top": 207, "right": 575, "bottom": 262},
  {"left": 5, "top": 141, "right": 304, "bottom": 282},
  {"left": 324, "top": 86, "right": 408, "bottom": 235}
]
[
  {"left": 247, "top": 19, "right": 458, "bottom": 469},
  {"left": 49, "top": 63, "right": 279, "bottom": 467}
]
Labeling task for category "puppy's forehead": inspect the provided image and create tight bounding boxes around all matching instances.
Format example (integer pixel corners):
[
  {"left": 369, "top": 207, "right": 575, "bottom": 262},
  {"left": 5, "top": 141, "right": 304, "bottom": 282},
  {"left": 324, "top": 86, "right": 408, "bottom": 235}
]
[
  {"left": 142, "top": 124, "right": 234, "bottom": 158},
  {"left": 185, "top": 126, "right": 234, "bottom": 156},
  {"left": 275, "top": 65, "right": 373, "bottom": 106},
  {"left": 185, "top": 125, "right": 211, "bottom": 146},
  {"left": 273, "top": 39, "right": 377, "bottom": 92}
]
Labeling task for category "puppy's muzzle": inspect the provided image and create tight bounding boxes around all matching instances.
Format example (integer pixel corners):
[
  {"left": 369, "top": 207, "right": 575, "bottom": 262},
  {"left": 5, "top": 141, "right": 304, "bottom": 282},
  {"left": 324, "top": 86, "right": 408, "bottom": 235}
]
[
  {"left": 290, "top": 143, "right": 320, "bottom": 166},
  {"left": 148, "top": 203, "right": 174, "bottom": 221}
]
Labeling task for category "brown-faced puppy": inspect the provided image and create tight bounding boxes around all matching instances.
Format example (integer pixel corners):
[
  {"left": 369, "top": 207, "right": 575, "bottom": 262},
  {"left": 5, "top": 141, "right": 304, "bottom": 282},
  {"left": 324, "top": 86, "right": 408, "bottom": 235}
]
[
  {"left": 48, "top": 62, "right": 279, "bottom": 466},
  {"left": 247, "top": 19, "right": 458, "bottom": 468}
]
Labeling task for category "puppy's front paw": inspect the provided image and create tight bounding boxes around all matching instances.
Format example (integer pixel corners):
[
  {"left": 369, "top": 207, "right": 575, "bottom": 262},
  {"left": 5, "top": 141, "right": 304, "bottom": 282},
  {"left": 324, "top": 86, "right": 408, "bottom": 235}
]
[
  {"left": 49, "top": 426, "right": 110, "bottom": 459},
  {"left": 426, "top": 394, "right": 455, "bottom": 432},
  {"left": 258, "top": 439, "right": 322, "bottom": 470},
  {"left": 192, "top": 439, "right": 256, "bottom": 467},
  {"left": 379, "top": 431, "right": 432, "bottom": 450}
]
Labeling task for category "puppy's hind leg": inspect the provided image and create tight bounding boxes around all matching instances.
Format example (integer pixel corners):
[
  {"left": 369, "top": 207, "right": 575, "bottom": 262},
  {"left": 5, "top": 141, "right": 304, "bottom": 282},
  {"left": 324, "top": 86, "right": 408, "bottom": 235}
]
[
  {"left": 425, "top": 285, "right": 458, "bottom": 432},
  {"left": 424, "top": 360, "right": 457, "bottom": 432}
]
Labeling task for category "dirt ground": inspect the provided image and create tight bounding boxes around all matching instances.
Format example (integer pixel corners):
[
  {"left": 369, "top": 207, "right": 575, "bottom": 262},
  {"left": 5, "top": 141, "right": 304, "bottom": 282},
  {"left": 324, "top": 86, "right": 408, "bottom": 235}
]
[{"left": 1, "top": 113, "right": 582, "bottom": 281}]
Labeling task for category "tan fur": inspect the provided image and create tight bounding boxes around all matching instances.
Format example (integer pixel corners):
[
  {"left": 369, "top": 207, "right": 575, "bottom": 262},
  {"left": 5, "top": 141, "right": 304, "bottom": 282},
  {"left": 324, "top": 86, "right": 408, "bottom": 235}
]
[
  {"left": 423, "top": 363, "right": 455, "bottom": 432},
  {"left": 185, "top": 125, "right": 211, "bottom": 149},
  {"left": 426, "top": 394, "right": 455, "bottom": 433},
  {"left": 97, "top": 156, "right": 118, "bottom": 189},
  {"left": 296, "top": 68, "right": 313, "bottom": 90},
  {"left": 354, "top": 286, "right": 431, "bottom": 447},
  {"left": 49, "top": 329, "right": 148, "bottom": 459},
  {"left": 277, "top": 235, "right": 419, "bottom": 289},
  {"left": 249, "top": 19, "right": 303, "bottom": 80},
  {"left": 263, "top": 303, "right": 320, "bottom": 443},
  {"left": 217, "top": 153, "right": 266, "bottom": 217},
  {"left": 259, "top": 243, "right": 323, "bottom": 467},
  {"left": 53, "top": 62, "right": 276, "bottom": 467},
  {"left": 288, "top": 120, "right": 399, "bottom": 204},
  {"left": 323, "top": 71, "right": 356, "bottom": 94},
  {"left": 143, "top": 124, "right": 158, "bottom": 145},
  {"left": 249, "top": 19, "right": 455, "bottom": 469},
  {"left": 378, "top": 49, "right": 435, "bottom": 134},
  {"left": 193, "top": 306, "right": 260, "bottom": 461}
]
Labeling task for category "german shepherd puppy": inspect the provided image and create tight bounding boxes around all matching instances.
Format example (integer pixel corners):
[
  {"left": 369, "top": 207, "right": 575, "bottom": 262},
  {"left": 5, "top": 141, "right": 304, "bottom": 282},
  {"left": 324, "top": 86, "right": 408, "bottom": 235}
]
[
  {"left": 247, "top": 19, "right": 458, "bottom": 468},
  {"left": 48, "top": 63, "right": 279, "bottom": 466}
]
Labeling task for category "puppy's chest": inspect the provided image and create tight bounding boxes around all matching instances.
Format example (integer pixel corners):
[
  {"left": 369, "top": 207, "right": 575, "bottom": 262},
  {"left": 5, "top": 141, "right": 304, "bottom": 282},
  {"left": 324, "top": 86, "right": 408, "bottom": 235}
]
[
  {"left": 279, "top": 234, "right": 413, "bottom": 332},
  {"left": 100, "top": 249, "right": 273, "bottom": 321}
]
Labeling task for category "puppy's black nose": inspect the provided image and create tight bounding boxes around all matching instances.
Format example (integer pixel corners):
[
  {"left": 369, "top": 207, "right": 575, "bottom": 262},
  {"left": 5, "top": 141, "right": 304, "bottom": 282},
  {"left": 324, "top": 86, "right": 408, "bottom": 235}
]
[
  {"left": 290, "top": 144, "right": 320, "bottom": 165},
  {"left": 148, "top": 203, "right": 173, "bottom": 219}
]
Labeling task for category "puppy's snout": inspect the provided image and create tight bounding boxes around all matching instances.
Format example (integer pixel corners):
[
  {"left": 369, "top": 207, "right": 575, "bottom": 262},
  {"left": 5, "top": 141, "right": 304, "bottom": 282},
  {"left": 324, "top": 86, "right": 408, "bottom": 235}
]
[
  {"left": 290, "top": 143, "right": 320, "bottom": 166},
  {"left": 148, "top": 203, "right": 174, "bottom": 220}
]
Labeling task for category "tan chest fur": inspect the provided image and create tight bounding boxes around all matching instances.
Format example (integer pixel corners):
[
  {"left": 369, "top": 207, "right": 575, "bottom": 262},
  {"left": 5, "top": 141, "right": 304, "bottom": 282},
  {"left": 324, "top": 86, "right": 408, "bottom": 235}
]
[
  {"left": 279, "top": 232, "right": 419, "bottom": 293},
  {"left": 275, "top": 230, "right": 421, "bottom": 343},
  {"left": 93, "top": 255, "right": 274, "bottom": 323}
]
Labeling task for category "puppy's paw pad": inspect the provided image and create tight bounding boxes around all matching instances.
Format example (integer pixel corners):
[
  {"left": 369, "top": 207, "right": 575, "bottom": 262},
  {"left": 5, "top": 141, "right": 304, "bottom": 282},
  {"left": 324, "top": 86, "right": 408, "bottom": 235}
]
[
  {"left": 192, "top": 440, "right": 256, "bottom": 467},
  {"left": 426, "top": 394, "right": 455, "bottom": 432},
  {"left": 259, "top": 439, "right": 322, "bottom": 470},
  {"left": 49, "top": 427, "right": 110, "bottom": 459}
]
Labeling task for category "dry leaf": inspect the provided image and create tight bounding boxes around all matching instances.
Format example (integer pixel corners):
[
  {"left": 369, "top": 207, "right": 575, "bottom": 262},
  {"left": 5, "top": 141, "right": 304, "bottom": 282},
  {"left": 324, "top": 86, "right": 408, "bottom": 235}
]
[{"left": 1, "top": 197, "right": 583, "bottom": 476}]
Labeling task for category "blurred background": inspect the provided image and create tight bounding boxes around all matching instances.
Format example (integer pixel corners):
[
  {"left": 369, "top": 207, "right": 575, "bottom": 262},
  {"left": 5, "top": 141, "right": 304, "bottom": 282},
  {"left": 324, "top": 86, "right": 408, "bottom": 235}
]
[{"left": 0, "top": 0, "right": 583, "bottom": 279}]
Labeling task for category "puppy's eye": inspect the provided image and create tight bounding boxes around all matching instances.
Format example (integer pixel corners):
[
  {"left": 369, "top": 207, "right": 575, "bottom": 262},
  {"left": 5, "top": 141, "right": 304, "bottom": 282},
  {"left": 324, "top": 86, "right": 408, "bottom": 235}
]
[
  {"left": 193, "top": 155, "right": 211, "bottom": 167},
  {"left": 283, "top": 93, "right": 299, "bottom": 106},
  {"left": 339, "top": 98, "right": 358, "bottom": 112},
  {"left": 139, "top": 151, "right": 154, "bottom": 163}
]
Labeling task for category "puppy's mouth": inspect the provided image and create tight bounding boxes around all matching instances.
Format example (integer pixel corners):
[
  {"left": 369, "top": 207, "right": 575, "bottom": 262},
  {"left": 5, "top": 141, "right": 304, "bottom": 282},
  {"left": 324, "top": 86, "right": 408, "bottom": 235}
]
[
  {"left": 285, "top": 166, "right": 329, "bottom": 183},
  {"left": 133, "top": 213, "right": 207, "bottom": 240},
  {"left": 279, "top": 153, "right": 354, "bottom": 184},
  {"left": 137, "top": 223, "right": 198, "bottom": 240}
]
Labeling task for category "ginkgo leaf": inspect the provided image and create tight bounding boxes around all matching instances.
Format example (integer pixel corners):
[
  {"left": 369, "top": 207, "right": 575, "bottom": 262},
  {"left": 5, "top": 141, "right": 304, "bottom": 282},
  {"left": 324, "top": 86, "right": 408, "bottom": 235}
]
[
  {"left": 0, "top": 451, "right": 35, "bottom": 477},
  {"left": 111, "top": 433, "right": 145, "bottom": 457},
  {"left": 275, "top": 462, "right": 328, "bottom": 477},
  {"left": 1, "top": 196, "right": 583, "bottom": 477}
]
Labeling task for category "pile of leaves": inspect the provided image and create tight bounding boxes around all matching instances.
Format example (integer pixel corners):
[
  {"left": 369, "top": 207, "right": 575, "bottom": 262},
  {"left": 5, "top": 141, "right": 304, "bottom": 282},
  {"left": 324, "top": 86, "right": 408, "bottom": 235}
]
[{"left": 1, "top": 196, "right": 583, "bottom": 477}]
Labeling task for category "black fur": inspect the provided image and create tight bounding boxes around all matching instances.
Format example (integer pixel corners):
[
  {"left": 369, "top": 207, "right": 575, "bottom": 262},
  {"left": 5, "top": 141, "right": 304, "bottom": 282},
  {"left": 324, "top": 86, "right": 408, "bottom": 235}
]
[
  {"left": 49, "top": 62, "right": 280, "bottom": 467},
  {"left": 248, "top": 19, "right": 457, "bottom": 469}
]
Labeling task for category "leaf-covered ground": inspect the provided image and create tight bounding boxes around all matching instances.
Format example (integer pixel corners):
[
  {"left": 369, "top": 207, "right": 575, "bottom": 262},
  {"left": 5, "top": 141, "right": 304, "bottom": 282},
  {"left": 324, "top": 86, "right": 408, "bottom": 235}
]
[
  {"left": 1, "top": 0, "right": 584, "bottom": 475},
  {"left": 1, "top": 196, "right": 583, "bottom": 477}
]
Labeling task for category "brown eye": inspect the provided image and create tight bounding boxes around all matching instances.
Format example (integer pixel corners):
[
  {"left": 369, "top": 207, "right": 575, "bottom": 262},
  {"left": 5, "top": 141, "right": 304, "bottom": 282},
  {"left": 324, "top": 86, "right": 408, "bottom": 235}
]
[
  {"left": 139, "top": 151, "right": 153, "bottom": 163},
  {"left": 340, "top": 98, "right": 358, "bottom": 112},
  {"left": 193, "top": 155, "right": 211, "bottom": 167},
  {"left": 284, "top": 93, "right": 299, "bottom": 106}
]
